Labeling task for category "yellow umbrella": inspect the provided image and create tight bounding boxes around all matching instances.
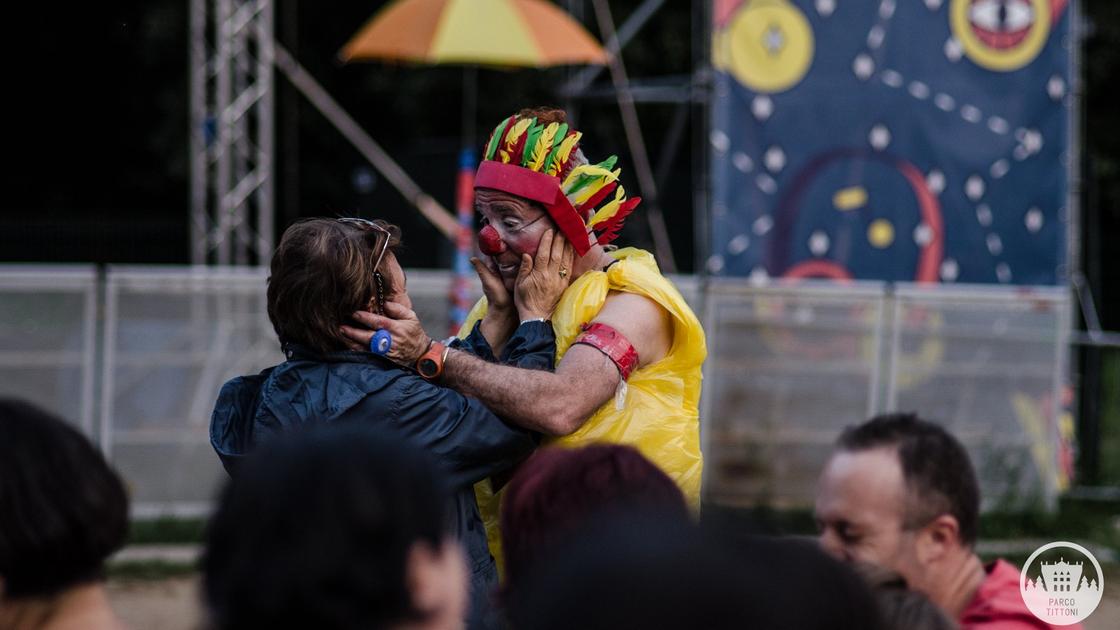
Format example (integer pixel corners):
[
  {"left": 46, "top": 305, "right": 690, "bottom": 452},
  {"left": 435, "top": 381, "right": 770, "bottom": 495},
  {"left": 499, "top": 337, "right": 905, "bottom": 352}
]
[
  {"left": 341, "top": 0, "right": 607, "bottom": 332},
  {"left": 341, "top": 0, "right": 608, "bottom": 67}
]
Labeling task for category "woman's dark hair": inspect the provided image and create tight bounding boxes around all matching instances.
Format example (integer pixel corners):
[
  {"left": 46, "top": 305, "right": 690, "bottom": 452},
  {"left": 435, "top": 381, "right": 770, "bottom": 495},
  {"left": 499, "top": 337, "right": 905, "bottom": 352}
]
[
  {"left": 0, "top": 398, "right": 129, "bottom": 598},
  {"left": 266, "top": 218, "right": 401, "bottom": 354},
  {"left": 500, "top": 444, "right": 689, "bottom": 586},
  {"left": 202, "top": 425, "right": 452, "bottom": 630},
  {"left": 858, "top": 565, "right": 959, "bottom": 630}
]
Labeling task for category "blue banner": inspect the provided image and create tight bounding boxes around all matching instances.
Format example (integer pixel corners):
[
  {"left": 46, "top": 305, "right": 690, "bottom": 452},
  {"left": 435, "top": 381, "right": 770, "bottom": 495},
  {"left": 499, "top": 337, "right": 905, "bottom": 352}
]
[{"left": 709, "top": 0, "right": 1071, "bottom": 285}]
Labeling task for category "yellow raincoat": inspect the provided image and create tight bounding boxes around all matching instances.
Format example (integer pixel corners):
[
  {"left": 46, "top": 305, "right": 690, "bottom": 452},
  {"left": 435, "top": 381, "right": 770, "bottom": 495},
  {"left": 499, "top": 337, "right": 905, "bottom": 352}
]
[{"left": 458, "top": 247, "right": 706, "bottom": 570}]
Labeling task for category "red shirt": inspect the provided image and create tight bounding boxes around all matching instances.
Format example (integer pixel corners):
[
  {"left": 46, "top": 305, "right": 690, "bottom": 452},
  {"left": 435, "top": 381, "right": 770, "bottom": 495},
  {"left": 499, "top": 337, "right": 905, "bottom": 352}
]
[{"left": 960, "top": 559, "right": 1083, "bottom": 630}]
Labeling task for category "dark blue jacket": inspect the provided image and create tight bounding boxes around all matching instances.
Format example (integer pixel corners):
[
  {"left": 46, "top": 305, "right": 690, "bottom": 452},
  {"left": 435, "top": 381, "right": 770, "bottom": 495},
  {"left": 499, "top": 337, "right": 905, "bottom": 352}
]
[{"left": 209, "top": 320, "right": 555, "bottom": 628}]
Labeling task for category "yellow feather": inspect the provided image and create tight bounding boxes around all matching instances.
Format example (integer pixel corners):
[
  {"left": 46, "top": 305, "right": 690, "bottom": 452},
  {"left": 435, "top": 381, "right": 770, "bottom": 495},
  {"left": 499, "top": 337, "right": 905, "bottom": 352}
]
[
  {"left": 588, "top": 186, "right": 627, "bottom": 226},
  {"left": 561, "top": 165, "right": 618, "bottom": 196},
  {"left": 572, "top": 168, "right": 622, "bottom": 205},
  {"left": 499, "top": 149, "right": 511, "bottom": 164},
  {"left": 503, "top": 118, "right": 532, "bottom": 154},
  {"left": 529, "top": 123, "right": 559, "bottom": 172},
  {"left": 560, "top": 164, "right": 594, "bottom": 191},
  {"left": 549, "top": 132, "right": 582, "bottom": 175}
]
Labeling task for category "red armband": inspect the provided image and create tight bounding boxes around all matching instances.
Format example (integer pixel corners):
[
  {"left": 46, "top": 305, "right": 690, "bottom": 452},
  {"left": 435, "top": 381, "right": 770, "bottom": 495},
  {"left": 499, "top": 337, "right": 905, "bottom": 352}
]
[{"left": 573, "top": 322, "right": 639, "bottom": 381}]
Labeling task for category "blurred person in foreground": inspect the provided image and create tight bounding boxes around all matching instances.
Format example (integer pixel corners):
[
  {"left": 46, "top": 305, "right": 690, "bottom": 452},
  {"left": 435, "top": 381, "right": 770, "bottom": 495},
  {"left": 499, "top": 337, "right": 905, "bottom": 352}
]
[
  {"left": 506, "top": 512, "right": 884, "bottom": 630},
  {"left": 0, "top": 399, "right": 129, "bottom": 630},
  {"left": 342, "top": 107, "right": 707, "bottom": 565},
  {"left": 209, "top": 217, "right": 571, "bottom": 627},
  {"left": 499, "top": 444, "right": 689, "bottom": 589},
  {"left": 203, "top": 426, "right": 468, "bottom": 630},
  {"left": 814, "top": 413, "right": 1078, "bottom": 629},
  {"left": 859, "top": 565, "right": 959, "bottom": 630}
]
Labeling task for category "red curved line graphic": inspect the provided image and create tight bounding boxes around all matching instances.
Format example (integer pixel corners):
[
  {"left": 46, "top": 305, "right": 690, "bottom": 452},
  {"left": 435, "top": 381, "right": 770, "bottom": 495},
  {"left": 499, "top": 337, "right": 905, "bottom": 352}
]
[
  {"left": 784, "top": 259, "right": 853, "bottom": 281},
  {"left": 895, "top": 159, "right": 944, "bottom": 284}
]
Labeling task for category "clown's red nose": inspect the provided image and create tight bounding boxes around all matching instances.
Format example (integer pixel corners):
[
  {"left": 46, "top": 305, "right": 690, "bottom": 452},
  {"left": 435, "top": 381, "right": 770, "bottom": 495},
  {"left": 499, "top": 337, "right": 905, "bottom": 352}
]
[{"left": 478, "top": 225, "right": 506, "bottom": 256}]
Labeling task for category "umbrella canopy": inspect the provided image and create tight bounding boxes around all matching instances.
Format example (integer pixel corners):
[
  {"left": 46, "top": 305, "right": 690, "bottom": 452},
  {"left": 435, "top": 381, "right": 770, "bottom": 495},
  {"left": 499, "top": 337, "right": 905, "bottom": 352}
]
[{"left": 340, "top": 0, "right": 608, "bottom": 68}]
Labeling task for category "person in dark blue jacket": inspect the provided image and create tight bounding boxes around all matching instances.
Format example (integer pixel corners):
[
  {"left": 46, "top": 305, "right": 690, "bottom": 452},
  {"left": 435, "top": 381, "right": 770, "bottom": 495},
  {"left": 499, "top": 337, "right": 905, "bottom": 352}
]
[{"left": 209, "top": 217, "right": 573, "bottom": 629}]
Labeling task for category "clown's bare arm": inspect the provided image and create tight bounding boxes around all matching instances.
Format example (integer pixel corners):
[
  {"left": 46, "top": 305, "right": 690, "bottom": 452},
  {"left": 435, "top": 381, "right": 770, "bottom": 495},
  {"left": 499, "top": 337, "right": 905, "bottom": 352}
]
[
  {"left": 342, "top": 291, "right": 672, "bottom": 436},
  {"left": 445, "top": 292, "right": 672, "bottom": 435}
]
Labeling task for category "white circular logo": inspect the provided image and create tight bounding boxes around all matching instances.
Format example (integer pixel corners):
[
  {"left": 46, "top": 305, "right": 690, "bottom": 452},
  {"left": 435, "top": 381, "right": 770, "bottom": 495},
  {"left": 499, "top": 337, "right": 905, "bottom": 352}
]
[{"left": 1019, "top": 541, "right": 1104, "bottom": 625}]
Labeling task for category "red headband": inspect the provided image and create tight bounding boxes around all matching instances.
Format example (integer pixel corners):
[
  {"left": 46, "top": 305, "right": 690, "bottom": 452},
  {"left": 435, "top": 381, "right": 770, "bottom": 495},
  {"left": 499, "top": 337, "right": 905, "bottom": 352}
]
[{"left": 475, "top": 161, "right": 592, "bottom": 256}]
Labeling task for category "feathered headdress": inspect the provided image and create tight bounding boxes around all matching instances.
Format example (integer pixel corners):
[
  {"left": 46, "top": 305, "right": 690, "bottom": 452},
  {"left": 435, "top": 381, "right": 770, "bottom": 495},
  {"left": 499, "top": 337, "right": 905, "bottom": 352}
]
[{"left": 475, "top": 113, "right": 641, "bottom": 256}]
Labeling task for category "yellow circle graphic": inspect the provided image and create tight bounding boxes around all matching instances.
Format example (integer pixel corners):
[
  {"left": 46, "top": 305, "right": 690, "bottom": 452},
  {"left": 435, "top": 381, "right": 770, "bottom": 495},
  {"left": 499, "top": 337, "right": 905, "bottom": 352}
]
[
  {"left": 726, "top": 0, "right": 814, "bottom": 93},
  {"left": 868, "top": 219, "right": 895, "bottom": 249},
  {"left": 950, "top": 0, "right": 1051, "bottom": 72}
]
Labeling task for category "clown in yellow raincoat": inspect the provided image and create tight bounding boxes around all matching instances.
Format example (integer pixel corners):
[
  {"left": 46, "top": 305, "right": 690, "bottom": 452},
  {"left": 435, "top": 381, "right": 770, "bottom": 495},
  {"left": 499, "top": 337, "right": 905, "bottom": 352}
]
[{"left": 462, "top": 108, "right": 705, "bottom": 566}]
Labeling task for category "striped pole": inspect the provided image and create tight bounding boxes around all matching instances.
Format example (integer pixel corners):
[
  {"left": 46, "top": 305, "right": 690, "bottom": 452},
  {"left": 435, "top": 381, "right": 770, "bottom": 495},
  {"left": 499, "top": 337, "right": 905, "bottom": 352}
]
[{"left": 450, "top": 148, "right": 476, "bottom": 335}]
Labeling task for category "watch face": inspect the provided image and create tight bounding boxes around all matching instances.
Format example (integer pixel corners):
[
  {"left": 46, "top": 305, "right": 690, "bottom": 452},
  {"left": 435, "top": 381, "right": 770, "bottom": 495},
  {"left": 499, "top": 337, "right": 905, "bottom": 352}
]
[{"left": 418, "top": 358, "right": 438, "bottom": 378}]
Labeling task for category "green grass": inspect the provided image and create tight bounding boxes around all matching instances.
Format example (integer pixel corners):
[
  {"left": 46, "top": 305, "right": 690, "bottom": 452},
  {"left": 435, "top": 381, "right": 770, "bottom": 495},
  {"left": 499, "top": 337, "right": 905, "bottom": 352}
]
[
  {"left": 1100, "top": 351, "right": 1120, "bottom": 485},
  {"left": 980, "top": 497, "right": 1120, "bottom": 550},
  {"left": 128, "top": 517, "right": 207, "bottom": 545},
  {"left": 107, "top": 560, "right": 197, "bottom": 580}
]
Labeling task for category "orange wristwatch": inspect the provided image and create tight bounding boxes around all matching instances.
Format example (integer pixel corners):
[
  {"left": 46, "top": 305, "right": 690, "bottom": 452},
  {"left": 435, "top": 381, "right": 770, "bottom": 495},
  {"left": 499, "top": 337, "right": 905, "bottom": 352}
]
[{"left": 416, "top": 340, "right": 448, "bottom": 380}]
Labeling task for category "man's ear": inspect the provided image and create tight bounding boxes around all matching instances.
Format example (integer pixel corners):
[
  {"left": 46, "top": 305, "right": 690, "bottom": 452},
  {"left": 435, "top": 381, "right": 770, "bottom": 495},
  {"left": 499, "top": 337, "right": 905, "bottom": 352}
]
[{"left": 916, "top": 514, "right": 962, "bottom": 565}]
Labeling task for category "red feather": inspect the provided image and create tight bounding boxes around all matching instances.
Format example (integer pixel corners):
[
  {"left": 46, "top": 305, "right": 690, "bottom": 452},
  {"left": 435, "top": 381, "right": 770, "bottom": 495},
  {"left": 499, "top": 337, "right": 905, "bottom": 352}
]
[
  {"left": 509, "top": 130, "right": 530, "bottom": 167},
  {"left": 576, "top": 180, "right": 619, "bottom": 217},
  {"left": 595, "top": 197, "right": 641, "bottom": 245}
]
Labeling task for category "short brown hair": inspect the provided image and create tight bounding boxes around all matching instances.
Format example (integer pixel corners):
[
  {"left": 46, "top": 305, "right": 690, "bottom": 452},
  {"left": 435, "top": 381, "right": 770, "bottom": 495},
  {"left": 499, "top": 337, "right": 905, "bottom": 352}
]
[
  {"left": 266, "top": 218, "right": 401, "bottom": 354},
  {"left": 517, "top": 106, "right": 567, "bottom": 125},
  {"left": 837, "top": 413, "right": 979, "bottom": 546}
]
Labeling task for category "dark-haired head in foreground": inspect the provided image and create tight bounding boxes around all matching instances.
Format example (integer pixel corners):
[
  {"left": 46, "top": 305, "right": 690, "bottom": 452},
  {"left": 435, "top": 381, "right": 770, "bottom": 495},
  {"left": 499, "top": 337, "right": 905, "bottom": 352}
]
[
  {"left": 500, "top": 444, "right": 689, "bottom": 587},
  {"left": 0, "top": 398, "right": 129, "bottom": 628},
  {"left": 507, "top": 514, "right": 884, "bottom": 630},
  {"left": 858, "top": 564, "right": 959, "bottom": 630},
  {"left": 815, "top": 413, "right": 1027, "bottom": 627},
  {"left": 203, "top": 426, "right": 468, "bottom": 630}
]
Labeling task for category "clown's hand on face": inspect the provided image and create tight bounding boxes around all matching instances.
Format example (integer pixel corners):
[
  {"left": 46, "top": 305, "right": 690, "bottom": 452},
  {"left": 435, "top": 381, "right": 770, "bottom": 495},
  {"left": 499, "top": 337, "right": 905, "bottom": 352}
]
[
  {"left": 471, "top": 228, "right": 574, "bottom": 355},
  {"left": 470, "top": 256, "right": 518, "bottom": 354},
  {"left": 512, "top": 229, "right": 575, "bottom": 321}
]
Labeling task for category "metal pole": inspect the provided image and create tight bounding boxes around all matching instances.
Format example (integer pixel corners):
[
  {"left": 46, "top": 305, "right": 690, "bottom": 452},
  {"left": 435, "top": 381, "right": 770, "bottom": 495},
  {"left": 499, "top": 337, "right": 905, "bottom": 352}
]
[
  {"left": 190, "top": 0, "right": 208, "bottom": 265},
  {"left": 80, "top": 274, "right": 98, "bottom": 439},
  {"left": 272, "top": 43, "right": 459, "bottom": 239},
  {"left": 256, "top": 0, "right": 276, "bottom": 264},
  {"left": 216, "top": 0, "right": 234, "bottom": 265},
  {"left": 99, "top": 272, "right": 119, "bottom": 458},
  {"left": 462, "top": 66, "right": 477, "bottom": 152},
  {"left": 232, "top": 2, "right": 250, "bottom": 266},
  {"left": 561, "top": 0, "right": 668, "bottom": 97},
  {"left": 1068, "top": 0, "right": 1097, "bottom": 485},
  {"left": 590, "top": 0, "right": 677, "bottom": 273},
  {"left": 694, "top": 0, "right": 712, "bottom": 278}
]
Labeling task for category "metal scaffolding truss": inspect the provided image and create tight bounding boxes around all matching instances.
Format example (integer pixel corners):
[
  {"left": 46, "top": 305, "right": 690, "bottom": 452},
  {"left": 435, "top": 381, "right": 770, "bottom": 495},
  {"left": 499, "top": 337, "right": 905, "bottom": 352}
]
[
  {"left": 186, "top": 0, "right": 697, "bottom": 268},
  {"left": 190, "top": 0, "right": 275, "bottom": 266},
  {"left": 560, "top": 0, "right": 710, "bottom": 273}
]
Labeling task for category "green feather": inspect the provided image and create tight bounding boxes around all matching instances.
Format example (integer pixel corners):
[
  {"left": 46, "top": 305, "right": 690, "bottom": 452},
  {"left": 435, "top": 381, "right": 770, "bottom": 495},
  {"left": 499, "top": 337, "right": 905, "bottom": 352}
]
[
  {"left": 565, "top": 155, "right": 619, "bottom": 196},
  {"left": 521, "top": 121, "right": 543, "bottom": 167},
  {"left": 484, "top": 117, "right": 511, "bottom": 161}
]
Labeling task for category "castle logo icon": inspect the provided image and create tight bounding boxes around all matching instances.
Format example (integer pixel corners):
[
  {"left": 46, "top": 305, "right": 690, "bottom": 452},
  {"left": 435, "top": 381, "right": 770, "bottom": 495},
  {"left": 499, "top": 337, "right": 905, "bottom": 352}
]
[{"left": 1019, "top": 541, "right": 1104, "bottom": 625}]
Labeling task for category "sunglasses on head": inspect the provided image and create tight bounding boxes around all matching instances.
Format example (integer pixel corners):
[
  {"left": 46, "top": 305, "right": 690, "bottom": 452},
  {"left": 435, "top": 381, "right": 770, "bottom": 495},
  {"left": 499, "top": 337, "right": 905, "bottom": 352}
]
[{"left": 337, "top": 217, "right": 395, "bottom": 313}]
